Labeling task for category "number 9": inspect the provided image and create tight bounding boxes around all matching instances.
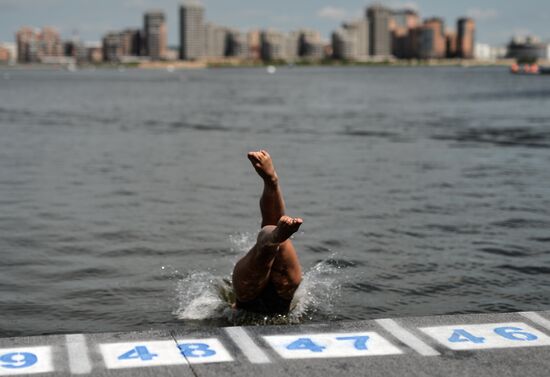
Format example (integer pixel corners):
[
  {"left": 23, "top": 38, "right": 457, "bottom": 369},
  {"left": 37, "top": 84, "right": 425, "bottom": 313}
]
[
  {"left": 0, "top": 352, "right": 38, "bottom": 369},
  {"left": 494, "top": 327, "right": 538, "bottom": 341}
]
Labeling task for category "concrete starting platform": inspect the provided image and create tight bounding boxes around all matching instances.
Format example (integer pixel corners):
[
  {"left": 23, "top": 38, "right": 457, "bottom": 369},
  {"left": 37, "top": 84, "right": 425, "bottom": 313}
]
[{"left": 1, "top": 311, "right": 550, "bottom": 376}]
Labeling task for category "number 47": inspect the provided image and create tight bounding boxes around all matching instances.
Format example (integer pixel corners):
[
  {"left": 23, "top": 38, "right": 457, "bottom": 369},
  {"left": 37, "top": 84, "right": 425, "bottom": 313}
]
[{"left": 287, "top": 335, "right": 370, "bottom": 353}]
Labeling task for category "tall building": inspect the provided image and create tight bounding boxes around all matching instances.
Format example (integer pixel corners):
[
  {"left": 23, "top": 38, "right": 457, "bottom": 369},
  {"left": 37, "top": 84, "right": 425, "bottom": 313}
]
[
  {"left": 16, "top": 26, "right": 62, "bottom": 63},
  {"left": 298, "top": 29, "right": 324, "bottom": 60},
  {"left": 102, "top": 32, "right": 122, "bottom": 62},
  {"left": 120, "top": 28, "right": 142, "bottom": 57},
  {"left": 144, "top": 11, "right": 167, "bottom": 60},
  {"left": 457, "top": 18, "right": 475, "bottom": 59},
  {"left": 332, "top": 28, "right": 358, "bottom": 60},
  {"left": 226, "top": 29, "right": 248, "bottom": 58},
  {"left": 348, "top": 19, "right": 370, "bottom": 60},
  {"left": 247, "top": 30, "right": 261, "bottom": 60},
  {"left": 445, "top": 31, "right": 457, "bottom": 58},
  {"left": 367, "top": 5, "right": 392, "bottom": 57},
  {"left": 418, "top": 18, "right": 445, "bottom": 59},
  {"left": 39, "top": 27, "right": 63, "bottom": 58},
  {"left": 180, "top": 2, "right": 204, "bottom": 60},
  {"left": 16, "top": 27, "right": 38, "bottom": 63},
  {"left": 260, "top": 30, "right": 290, "bottom": 61},
  {"left": 203, "top": 22, "right": 227, "bottom": 58},
  {"left": 391, "top": 9, "right": 419, "bottom": 59}
]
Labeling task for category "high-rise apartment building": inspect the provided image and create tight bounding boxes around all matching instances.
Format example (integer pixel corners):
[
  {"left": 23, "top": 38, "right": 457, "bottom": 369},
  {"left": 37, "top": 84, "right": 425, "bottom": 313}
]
[
  {"left": 297, "top": 29, "right": 324, "bottom": 60},
  {"left": 102, "top": 32, "right": 122, "bottom": 62},
  {"left": 391, "top": 9, "right": 419, "bottom": 59},
  {"left": 457, "top": 18, "right": 475, "bottom": 59},
  {"left": 226, "top": 29, "right": 248, "bottom": 58},
  {"left": 332, "top": 18, "right": 369, "bottom": 61},
  {"left": 367, "top": 5, "right": 392, "bottom": 57},
  {"left": 16, "top": 27, "right": 38, "bottom": 63},
  {"left": 247, "top": 30, "right": 261, "bottom": 60},
  {"left": 144, "top": 11, "right": 167, "bottom": 60},
  {"left": 260, "top": 30, "right": 292, "bottom": 61},
  {"left": 180, "top": 2, "right": 204, "bottom": 60},
  {"left": 203, "top": 22, "right": 227, "bottom": 58},
  {"left": 16, "top": 26, "right": 62, "bottom": 63},
  {"left": 418, "top": 18, "right": 445, "bottom": 59},
  {"left": 332, "top": 28, "right": 357, "bottom": 60},
  {"left": 120, "top": 28, "right": 142, "bottom": 57},
  {"left": 39, "top": 27, "right": 63, "bottom": 58},
  {"left": 445, "top": 31, "right": 458, "bottom": 58}
]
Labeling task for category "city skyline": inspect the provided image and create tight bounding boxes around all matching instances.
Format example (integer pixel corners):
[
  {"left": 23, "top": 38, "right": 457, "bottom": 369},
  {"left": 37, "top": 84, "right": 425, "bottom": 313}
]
[{"left": 0, "top": 0, "right": 549, "bottom": 46}]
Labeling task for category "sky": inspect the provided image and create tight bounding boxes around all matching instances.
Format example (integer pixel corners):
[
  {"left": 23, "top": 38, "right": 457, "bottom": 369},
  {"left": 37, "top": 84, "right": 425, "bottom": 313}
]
[{"left": 0, "top": 0, "right": 549, "bottom": 46}]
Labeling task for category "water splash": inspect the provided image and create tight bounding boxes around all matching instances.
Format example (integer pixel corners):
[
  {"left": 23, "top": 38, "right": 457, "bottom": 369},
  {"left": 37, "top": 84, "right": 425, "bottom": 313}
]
[{"left": 172, "top": 252, "right": 344, "bottom": 325}]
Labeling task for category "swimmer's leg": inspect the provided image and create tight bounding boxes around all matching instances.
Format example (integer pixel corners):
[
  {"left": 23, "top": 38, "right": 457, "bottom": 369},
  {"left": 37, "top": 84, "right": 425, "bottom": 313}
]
[
  {"left": 247, "top": 150, "right": 285, "bottom": 227},
  {"left": 233, "top": 216, "right": 303, "bottom": 303}
]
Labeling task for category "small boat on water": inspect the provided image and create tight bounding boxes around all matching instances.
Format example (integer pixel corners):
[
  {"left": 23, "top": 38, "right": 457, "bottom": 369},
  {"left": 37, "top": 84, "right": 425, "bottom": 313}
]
[{"left": 510, "top": 63, "right": 550, "bottom": 75}]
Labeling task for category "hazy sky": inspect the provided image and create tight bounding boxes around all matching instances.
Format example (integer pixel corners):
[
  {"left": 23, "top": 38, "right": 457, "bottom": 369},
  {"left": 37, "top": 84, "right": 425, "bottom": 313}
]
[{"left": 0, "top": 0, "right": 548, "bottom": 46}]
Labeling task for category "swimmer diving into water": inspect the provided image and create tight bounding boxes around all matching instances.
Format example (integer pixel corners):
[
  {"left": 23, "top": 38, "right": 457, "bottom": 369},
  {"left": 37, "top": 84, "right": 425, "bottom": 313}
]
[{"left": 232, "top": 150, "right": 303, "bottom": 315}]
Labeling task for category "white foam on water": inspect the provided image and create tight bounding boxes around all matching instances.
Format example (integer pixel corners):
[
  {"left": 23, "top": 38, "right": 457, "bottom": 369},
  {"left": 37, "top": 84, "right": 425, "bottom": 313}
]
[{"left": 173, "top": 232, "right": 344, "bottom": 324}]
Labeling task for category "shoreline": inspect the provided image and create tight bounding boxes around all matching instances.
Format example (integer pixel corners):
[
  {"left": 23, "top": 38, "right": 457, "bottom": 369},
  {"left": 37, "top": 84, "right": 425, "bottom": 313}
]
[{"left": 1, "top": 58, "right": 542, "bottom": 71}]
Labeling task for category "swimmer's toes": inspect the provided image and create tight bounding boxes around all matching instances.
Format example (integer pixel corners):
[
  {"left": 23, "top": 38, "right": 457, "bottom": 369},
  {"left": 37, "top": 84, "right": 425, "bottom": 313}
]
[
  {"left": 247, "top": 150, "right": 278, "bottom": 184},
  {"left": 273, "top": 216, "right": 303, "bottom": 243}
]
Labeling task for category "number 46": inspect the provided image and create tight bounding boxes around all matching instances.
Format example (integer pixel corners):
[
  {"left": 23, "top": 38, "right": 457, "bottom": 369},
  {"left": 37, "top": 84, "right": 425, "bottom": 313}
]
[{"left": 449, "top": 327, "right": 538, "bottom": 344}]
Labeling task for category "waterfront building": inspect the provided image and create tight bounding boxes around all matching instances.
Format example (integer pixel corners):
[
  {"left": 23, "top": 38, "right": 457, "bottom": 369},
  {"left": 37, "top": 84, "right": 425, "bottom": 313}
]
[
  {"left": 203, "top": 22, "right": 228, "bottom": 58},
  {"left": 297, "top": 29, "right": 324, "bottom": 60},
  {"left": 16, "top": 26, "right": 63, "bottom": 63},
  {"left": 64, "top": 39, "right": 88, "bottom": 63},
  {"left": 417, "top": 18, "right": 445, "bottom": 59},
  {"left": 226, "top": 29, "right": 248, "bottom": 58},
  {"left": 38, "top": 27, "right": 64, "bottom": 59},
  {"left": 390, "top": 9, "right": 419, "bottom": 59},
  {"left": 474, "top": 43, "right": 492, "bottom": 61},
  {"left": 332, "top": 28, "right": 357, "bottom": 60},
  {"left": 332, "top": 19, "right": 369, "bottom": 61},
  {"left": 445, "top": 31, "right": 458, "bottom": 58},
  {"left": 102, "top": 32, "right": 122, "bottom": 62},
  {"left": 457, "top": 18, "right": 475, "bottom": 59},
  {"left": 0, "top": 45, "right": 11, "bottom": 63},
  {"left": 260, "top": 30, "right": 282, "bottom": 61},
  {"left": 247, "top": 30, "right": 261, "bottom": 60},
  {"left": 180, "top": 2, "right": 205, "bottom": 60},
  {"left": 285, "top": 31, "right": 300, "bottom": 62},
  {"left": 85, "top": 42, "right": 103, "bottom": 64},
  {"left": 345, "top": 20, "right": 369, "bottom": 60},
  {"left": 144, "top": 11, "right": 167, "bottom": 60},
  {"left": 16, "top": 27, "right": 37, "bottom": 63},
  {"left": 367, "top": 5, "right": 392, "bottom": 57},
  {"left": 0, "top": 43, "right": 16, "bottom": 64},
  {"left": 120, "top": 28, "right": 142, "bottom": 57}
]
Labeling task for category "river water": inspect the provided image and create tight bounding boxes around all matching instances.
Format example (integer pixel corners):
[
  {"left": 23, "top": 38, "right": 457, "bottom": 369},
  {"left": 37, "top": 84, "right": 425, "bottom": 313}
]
[{"left": 0, "top": 66, "right": 549, "bottom": 337}]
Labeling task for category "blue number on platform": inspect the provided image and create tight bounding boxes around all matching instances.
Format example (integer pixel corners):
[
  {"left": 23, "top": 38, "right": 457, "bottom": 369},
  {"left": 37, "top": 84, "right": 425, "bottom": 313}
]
[
  {"left": 178, "top": 343, "right": 216, "bottom": 358},
  {"left": 286, "top": 338, "right": 326, "bottom": 353},
  {"left": 336, "top": 336, "right": 370, "bottom": 350},
  {"left": 118, "top": 346, "right": 158, "bottom": 361},
  {"left": 494, "top": 327, "right": 538, "bottom": 341},
  {"left": 0, "top": 352, "right": 38, "bottom": 369},
  {"left": 448, "top": 329, "right": 485, "bottom": 344}
]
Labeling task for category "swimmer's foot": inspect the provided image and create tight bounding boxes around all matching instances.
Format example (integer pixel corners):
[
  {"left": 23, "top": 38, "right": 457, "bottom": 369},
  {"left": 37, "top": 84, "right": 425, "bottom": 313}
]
[
  {"left": 271, "top": 216, "right": 303, "bottom": 244},
  {"left": 247, "top": 150, "right": 278, "bottom": 186}
]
